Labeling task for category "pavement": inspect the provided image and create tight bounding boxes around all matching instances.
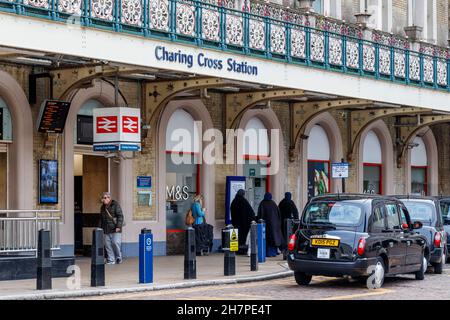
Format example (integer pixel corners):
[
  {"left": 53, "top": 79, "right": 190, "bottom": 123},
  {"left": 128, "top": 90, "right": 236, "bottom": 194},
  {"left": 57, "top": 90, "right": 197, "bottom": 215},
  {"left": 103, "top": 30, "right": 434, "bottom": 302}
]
[{"left": 0, "top": 254, "right": 292, "bottom": 300}]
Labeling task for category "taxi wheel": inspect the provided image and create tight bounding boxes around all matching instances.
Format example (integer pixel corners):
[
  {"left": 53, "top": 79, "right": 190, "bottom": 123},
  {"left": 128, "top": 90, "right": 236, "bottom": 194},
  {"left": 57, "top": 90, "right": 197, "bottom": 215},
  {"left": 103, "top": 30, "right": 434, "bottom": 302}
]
[
  {"left": 294, "top": 272, "right": 312, "bottom": 286},
  {"left": 432, "top": 252, "right": 445, "bottom": 274},
  {"left": 367, "top": 258, "right": 385, "bottom": 289},
  {"left": 415, "top": 255, "right": 427, "bottom": 280}
]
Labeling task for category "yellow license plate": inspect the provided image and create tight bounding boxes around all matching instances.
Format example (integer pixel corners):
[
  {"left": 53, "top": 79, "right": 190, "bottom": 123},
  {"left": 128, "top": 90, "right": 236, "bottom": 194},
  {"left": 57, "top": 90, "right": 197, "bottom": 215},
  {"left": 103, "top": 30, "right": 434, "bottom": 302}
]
[{"left": 311, "top": 239, "right": 339, "bottom": 247}]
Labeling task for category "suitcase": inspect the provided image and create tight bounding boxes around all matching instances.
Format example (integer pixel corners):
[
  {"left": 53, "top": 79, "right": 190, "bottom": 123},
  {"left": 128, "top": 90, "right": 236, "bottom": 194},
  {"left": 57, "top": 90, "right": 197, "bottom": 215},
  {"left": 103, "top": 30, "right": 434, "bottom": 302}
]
[{"left": 193, "top": 223, "right": 214, "bottom": 255}]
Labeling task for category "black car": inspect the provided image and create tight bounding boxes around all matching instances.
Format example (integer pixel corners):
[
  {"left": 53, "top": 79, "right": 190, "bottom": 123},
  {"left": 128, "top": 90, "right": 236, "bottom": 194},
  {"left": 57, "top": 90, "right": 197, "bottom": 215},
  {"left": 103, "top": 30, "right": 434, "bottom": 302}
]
[
  {"left": 287, "top": 194, "right": 427, "bottom": 289},
  {"left": 437, "top": 197, "right": 450, "bottom": 263},
  {"left": 394, "top": 196, "right": 447, "bottom": 273}
]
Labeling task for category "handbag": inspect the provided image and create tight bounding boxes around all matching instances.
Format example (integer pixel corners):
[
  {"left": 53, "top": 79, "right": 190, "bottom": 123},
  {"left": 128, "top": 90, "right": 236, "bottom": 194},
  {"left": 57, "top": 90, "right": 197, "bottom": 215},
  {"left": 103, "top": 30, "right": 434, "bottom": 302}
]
[
  {"left": 105, "top": 206, "right": 126, "bottom": 227},
  {"left": 185, "top": 208, "right": 195, "bottom": 226}
]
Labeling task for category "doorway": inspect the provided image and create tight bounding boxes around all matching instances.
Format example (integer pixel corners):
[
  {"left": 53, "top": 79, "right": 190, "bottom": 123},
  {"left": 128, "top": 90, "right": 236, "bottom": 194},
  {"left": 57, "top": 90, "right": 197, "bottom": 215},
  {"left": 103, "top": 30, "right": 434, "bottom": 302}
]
[
  {"left": 243, "top": 159, "right": 268, "bottom": 213},
  {"left": 74, "top": 154, "right": 109, "bottom": 256}
]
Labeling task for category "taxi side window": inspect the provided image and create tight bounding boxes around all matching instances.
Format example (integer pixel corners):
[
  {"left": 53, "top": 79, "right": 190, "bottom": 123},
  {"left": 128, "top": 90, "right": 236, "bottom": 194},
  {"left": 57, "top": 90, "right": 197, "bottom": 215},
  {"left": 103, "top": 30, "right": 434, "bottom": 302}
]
[
  {"left": 385, "top": 203, "right": 401, "bottom": 230},
  {"left": 399, "top": 206, "right": 409, "bottom": 226},
  {"left": 370, "top": 206, "right": 386, "bottom": 233}
]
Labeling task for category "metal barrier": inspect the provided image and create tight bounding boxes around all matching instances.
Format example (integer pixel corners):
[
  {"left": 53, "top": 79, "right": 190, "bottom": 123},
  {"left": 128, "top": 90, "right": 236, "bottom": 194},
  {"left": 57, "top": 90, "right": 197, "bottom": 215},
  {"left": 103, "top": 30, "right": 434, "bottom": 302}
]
[{"left": 0, "top": 210, "right": 61, "bottom": 256}]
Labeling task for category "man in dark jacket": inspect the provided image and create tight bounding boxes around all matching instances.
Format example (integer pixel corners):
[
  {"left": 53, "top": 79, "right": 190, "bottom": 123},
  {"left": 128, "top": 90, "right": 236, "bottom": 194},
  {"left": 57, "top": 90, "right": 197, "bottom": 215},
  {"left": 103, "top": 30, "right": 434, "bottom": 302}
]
[
  {"left": 100, "top": 192, "right": 124, "bottom": 264},
  {"left": 278, "top": 192, "right": 299, "bottom": 251},
  {"left": 257, "top": 192, "right": 283, "bottom": 257},
  {"left": 230, "top": 189, "right": 255, "bottom": 254}
]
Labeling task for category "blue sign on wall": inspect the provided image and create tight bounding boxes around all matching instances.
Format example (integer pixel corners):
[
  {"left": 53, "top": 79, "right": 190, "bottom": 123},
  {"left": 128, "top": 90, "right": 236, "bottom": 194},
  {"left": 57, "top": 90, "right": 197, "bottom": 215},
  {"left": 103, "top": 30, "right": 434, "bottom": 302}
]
[
  {"left": 137, "top": 176, "right": 152, "bottom": 188},
  {"left": 225, "top": 176, "right": 246, "bottom": 225}
]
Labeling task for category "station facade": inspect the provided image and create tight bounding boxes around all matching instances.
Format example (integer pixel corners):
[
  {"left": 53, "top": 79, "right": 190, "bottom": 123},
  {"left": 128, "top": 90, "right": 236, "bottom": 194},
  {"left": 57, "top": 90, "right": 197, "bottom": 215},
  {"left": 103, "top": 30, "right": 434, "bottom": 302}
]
[{"left": 0, "top": 0, "right": 449, "bottom": 267}]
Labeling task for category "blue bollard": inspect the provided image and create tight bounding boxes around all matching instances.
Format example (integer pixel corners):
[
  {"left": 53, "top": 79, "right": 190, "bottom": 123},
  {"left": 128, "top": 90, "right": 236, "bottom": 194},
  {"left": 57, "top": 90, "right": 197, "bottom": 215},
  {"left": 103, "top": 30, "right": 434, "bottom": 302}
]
[
  {"left": 139, "top": 228, "right": 153, "bottom": 284},
  {"left": 257, "top": 219, "right": 266, "bottom": 263}
]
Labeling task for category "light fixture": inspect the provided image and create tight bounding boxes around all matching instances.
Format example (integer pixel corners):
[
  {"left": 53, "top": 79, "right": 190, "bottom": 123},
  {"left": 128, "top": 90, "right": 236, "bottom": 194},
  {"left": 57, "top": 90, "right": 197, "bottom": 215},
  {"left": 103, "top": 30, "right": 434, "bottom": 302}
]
[
  {"left": 128, "top": 73, "right": 156, "bottom": 80},
  {"left": 14, "top": 57, "right": 53, "bottom": 66}
]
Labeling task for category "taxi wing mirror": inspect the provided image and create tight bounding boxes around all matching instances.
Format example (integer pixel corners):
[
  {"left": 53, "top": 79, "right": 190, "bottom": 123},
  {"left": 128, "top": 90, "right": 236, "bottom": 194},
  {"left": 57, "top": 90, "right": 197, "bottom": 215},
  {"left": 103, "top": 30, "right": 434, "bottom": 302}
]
[{"left": 412, "top": 221, "right": 423, "bottom": 230}]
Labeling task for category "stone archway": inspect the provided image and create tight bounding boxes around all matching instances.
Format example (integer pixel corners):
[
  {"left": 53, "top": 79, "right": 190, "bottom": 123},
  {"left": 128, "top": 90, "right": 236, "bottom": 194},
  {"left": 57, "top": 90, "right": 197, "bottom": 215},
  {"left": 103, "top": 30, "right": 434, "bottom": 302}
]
[
  {"left": 60, "top": 80, "right": 130, "bottom": 255},
  {"left": 299, "top": 112, "right": 343, "bottom": 208},
  {"left": 357, "top": 120, "right": 394, "bottom": 195},
  {"left": 405, "top": 126, "right": 438, "bottom": 196},
  {"left": 0, "top": 70, "right": 33, "bottom": 209},
  {"left": 236, "top": 109, "right": 286, "bottom": 203},
  {"left": 156, "top": 99, "right": 216, "bottom": 254}
]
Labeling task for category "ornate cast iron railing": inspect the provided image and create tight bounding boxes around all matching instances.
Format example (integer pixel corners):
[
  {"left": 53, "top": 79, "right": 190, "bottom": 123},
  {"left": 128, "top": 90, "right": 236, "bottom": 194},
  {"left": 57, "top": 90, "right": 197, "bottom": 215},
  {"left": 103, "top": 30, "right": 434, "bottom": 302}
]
[{"left": 0, "top": 0, "right": 449, "bottom": 91}]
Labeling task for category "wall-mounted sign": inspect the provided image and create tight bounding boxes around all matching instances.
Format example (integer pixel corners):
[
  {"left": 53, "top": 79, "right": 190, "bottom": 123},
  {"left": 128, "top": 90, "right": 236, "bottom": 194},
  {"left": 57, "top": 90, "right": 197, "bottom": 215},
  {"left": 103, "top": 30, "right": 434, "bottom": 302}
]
[
  {"left": 137, "top": 176, "right": 152, "bottom": 188},
  {"left": 249, "top": 168, "right": 256, "bottom": 177},
  {"left": 225, "top": 176, "right": 246, "bottom": 225},
  {"left": 155, "top": 46, "right": 259, "bottom": 76},
  {"left": 93, "top": 107, "right": 141, "bottom": 151},
  {"left": 37, "top": 100, "right": 71, "bottom": 133},
  {"left": 166, "top": 185, "right": 189, "bottom": 201},
  {"left": 331, "top": 162, "right": 349, "bottom": 178},
  {"left": 39, "top": 159, "right": 58, "bottom": 204}
]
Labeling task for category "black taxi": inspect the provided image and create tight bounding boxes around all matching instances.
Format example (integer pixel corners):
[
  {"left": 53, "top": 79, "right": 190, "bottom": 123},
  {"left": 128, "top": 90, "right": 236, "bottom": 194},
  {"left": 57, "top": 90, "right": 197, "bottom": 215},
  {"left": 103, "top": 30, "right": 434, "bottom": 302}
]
[{"left": 287, "top": 194, "right": 427, "bottom": 289}]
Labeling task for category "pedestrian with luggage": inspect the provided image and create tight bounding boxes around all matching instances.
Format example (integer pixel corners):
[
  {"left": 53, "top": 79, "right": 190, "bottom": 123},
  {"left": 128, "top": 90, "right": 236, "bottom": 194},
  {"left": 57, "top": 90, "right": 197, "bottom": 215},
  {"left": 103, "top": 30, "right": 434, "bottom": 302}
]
[
  {"left": 192, "top": 194, "right": 206, "bottom": 225},
  {"left": 100, "top": 192, "right": 124, "bottom": 265},
  {"left": 191, "top": 195, "right": 213, "bottom": 255}
]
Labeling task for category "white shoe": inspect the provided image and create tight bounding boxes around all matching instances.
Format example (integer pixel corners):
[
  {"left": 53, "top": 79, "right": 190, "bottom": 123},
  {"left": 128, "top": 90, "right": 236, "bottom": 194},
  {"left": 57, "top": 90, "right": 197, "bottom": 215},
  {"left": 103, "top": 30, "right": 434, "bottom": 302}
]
[{"left": 106, "top": 261, "right": 116, "bottom": 265}]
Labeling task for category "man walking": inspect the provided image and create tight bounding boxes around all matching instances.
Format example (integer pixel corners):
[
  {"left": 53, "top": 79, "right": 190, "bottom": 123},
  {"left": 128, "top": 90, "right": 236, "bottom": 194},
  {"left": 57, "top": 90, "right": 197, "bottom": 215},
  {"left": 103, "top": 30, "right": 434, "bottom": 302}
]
[{"left": 100, "top": 192, "right": 124, "bottom": 264}]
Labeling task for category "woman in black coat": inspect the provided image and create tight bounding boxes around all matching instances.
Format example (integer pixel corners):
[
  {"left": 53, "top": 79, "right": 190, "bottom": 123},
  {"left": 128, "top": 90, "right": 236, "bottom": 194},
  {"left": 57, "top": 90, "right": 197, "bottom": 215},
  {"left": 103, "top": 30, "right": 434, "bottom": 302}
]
[
  {"left": 257, "top": 192, "right": 283, "bottom": 257},
  {"left": 230, "top": 189, "right": 255, "bottom": 254}
]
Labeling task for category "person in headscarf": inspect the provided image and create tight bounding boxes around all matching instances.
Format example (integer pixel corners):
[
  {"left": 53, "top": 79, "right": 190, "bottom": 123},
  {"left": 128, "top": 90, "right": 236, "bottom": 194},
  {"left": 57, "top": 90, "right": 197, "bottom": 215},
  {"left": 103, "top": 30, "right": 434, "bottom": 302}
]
[
  {"left": 257, "top": 192, "right": 283, "bottom": 257},
  {"left": 230, "top": 189, "right": 255, "bottom": 254},
  {"left": 278, "top": 192, "right": 300, "bottom": 252}
]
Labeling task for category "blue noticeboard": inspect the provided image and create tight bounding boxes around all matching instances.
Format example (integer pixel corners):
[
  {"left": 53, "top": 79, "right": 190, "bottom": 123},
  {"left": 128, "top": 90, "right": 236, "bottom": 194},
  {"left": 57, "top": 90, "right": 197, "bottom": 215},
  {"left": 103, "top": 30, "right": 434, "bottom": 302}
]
[
  {"left": 225, "top": 176, "right": 246, "bottom": 225},
  {"left": 137, "top": 176, "right": 152, "bottom": 188}
]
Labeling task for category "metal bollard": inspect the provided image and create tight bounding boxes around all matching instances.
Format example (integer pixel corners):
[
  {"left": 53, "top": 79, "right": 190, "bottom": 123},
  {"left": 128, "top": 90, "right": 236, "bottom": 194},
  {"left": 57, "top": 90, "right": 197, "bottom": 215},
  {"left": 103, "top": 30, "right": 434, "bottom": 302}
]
[
  {"left": 37, "top": 229, "right": 52, "bottom": 290},
  {"left": 250, "top": 222, "right": 258, "bottom": 271},
  {"left": 222, "top": 225, "right": 236, "bottom": 276},
  {"left": 91, "top": 228, "right": 105, "bottom": 287},
  {"left": 184, "top": 227, "right": 196, "bottom": 280},
  {"left": 139, "top": 228, "right": 153, "bottom": 283},
  {"left": 257, "top": 219, "right": 266, "bottom": 263}
]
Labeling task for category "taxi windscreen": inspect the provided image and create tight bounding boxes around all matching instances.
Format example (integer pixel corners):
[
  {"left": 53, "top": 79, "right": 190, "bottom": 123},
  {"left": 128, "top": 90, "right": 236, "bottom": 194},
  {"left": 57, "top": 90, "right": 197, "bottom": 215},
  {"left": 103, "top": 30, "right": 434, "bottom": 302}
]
[
  {"left": 403, "top": 200, "right": 436, "bottom": 225},
  {"left": 303, "top": 201, "right": 364, "bottom": 227}
]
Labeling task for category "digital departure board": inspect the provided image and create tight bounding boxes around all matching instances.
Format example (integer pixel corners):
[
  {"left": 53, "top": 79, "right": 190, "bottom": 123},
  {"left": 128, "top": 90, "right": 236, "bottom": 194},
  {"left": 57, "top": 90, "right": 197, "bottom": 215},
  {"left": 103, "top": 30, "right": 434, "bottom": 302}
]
[{"left": 37, "top": 100, "right": 71, "bottom": 133}]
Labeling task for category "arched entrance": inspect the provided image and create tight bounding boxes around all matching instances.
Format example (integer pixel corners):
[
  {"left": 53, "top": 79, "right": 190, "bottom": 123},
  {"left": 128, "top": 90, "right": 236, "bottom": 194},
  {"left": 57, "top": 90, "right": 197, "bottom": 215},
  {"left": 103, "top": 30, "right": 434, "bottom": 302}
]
[
  {"left": 60, "top": 80, "right": 130, "bottom": 257},
  {"left": 236, "top": 109, "right": 285, "bottom": 205},
  {"left": 357, "top": 120, "right": 394, "bottom": 195},
  {"left": 406, "top": 127, "right": 438, "bottom": 195},
  {"left": 157, "top": 99, "right": 215, "bottom": 255},
  {"left": 299, "top": 112, "right": 343, "bottom": 207},
  {"left": 0, "top": 70, "right": 33, "bottom": 210}
]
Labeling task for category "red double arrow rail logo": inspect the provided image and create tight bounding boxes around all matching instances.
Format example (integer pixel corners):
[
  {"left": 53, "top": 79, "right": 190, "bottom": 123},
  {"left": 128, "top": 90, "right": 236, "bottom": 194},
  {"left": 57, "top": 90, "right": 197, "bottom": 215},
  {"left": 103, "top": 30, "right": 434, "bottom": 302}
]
[
  {"left": 96, "top": 116, "right": 118, "bottom": 133},
  {"left": 122, "top": 116, "right": 139, "bottom": 133}
]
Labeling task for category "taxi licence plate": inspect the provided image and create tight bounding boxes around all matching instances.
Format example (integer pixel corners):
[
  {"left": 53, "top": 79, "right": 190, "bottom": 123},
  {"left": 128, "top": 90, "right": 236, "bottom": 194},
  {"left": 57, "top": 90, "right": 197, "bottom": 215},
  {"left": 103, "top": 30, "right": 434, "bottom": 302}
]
[{"left": 311, "top": 239, "right": 340, "bottom": 247}]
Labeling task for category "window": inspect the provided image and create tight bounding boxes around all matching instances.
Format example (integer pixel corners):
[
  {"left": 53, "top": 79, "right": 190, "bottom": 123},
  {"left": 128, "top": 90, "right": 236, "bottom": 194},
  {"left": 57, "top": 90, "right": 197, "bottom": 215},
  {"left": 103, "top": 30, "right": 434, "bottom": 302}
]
[
  {"left": 363, "top": 130, "right": 382, "bottom": 194},
  {"left": 403, "top": 200, "right": 436, "bottom": 226},
  {"left": 411, "top": 167, "right": 427, "bottom": 195},
  {"left": 0, "top": 98, "right": 12, "bottom": 141},
  {"left": 370, "top": 206, "right": 386, "bottom": 232},
  {"left": 307, "top": 125, "right": 331, "bottom": 199},
  {"left": 411, "top": 137, "right": 428, "bottom": 195},
  {"left": 385, "top": 203, "right": 401, "bottom": 229},
  {"left": 303, "top": 201, "right": 363, "bottom": 227}
]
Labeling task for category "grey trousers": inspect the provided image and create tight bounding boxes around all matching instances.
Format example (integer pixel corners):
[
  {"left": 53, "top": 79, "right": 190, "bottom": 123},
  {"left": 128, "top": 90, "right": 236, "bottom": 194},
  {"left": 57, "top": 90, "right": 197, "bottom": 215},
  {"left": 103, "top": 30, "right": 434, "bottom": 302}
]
[{"left": 104, "top": 233, "right": 122, "bottom": 262}]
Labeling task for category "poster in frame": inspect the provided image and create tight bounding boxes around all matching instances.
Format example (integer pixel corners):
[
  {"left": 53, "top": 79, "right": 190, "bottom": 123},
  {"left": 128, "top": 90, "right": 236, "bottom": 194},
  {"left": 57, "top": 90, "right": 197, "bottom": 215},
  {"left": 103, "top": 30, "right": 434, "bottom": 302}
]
[{"left": 39, "top": 159, "right": 58, "bottom": 204}]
